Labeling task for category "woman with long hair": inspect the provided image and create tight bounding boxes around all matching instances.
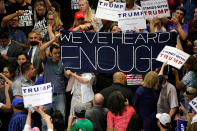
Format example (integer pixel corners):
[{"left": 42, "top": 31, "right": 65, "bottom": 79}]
[
  {"left": 107, "top": 91, "right": 136, "bottom": 131},
  {"left": 33, "top": 0, "right": 53, "bottom": 37},
  {"left": 15, "top": 52, "right": 28, "bottom": 78},
  {"left": 132, "top": 71, "right": 159, "bottom": 131},
  {"left": 78, "top": 0, "right": 101, "bottom": 32},
  {"left": 44, "top": 10, "right": 64, "bottom": 42}
]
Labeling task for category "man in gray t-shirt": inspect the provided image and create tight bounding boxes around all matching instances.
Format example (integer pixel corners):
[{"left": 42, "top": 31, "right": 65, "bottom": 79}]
[
  {"left": 12, "top": 62, "right": 36, "bottom": 98},
  {"left": 157, "top": 63, "right": 178, "bottom": 118},
  {"left": 40, "top": 34, "right": 68, "bottom": 125}
]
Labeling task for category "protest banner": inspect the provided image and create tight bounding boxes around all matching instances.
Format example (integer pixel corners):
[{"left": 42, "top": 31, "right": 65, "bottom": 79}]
[
  {"left": 189, "top": 97, "right": 197, "bottom": 113},
  {"left": 95, "top": 0, "right": 126, "bottom": 21},
  {"left": 60, "top": 31, "right": 177, "bottom": 74},
  {"left": 141, "top": 0, "right": 170, "bottom": 19},
  {"left": 156, "top": 46, "right": 190, "bottom": 69},
  {"left": 22, "top": 83, "right": 52, "bottom": 107},
  {"left": 118, "top": 10, "right": 146, "bottom": 31},
  {"left": 176, "top": 119, "right": 187, "bottom": 131}
]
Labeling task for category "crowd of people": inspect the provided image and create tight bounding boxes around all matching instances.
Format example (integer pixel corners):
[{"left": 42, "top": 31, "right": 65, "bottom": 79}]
[{"left": 0, "top": 0, "right": 197, "bottom": 131}]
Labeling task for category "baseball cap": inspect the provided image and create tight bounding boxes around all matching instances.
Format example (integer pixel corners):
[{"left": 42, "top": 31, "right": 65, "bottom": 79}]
[
  {"left": 74, "top": 11, "right": 85, "bottom": 19},
  {"left": 12, "top": 98, "right": 24, "bottom": 107},
  {"left": 74, "top": 104, "right": 86, "bottom": 114},
  {"left": 156, "top": 113, "right": 171, "bottom": 126}
]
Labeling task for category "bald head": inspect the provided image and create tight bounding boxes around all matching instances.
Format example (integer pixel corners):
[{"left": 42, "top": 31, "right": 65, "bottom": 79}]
[
  {"left": 93, "top": 93, "right": 104, "bottom": 106},
  {"left": 113, "top": 72, "right": 126, "bottom": 85}
]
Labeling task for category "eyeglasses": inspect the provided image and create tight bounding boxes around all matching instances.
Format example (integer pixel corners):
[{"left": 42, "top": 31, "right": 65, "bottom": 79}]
[{"left": 3, "top": 71, "right": 9, "bottom": 74}]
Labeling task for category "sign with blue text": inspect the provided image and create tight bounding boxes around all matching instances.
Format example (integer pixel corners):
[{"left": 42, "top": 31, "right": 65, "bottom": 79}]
[
  {"left": 118, "top": 10, "right": 146, "bottom": 31},
  {"left": 95, "top": 0, "right": 126, "bottom": 21},
  {"left": 141, "top": 0, "right": 170, "bottom": 19},
  {"left": 22, "top": 83, "right": 52, "bottom": 107},
  {"left": 60, "top": 31, "right": 177, "bottom": 74},
  {"left": 189, "top": 97, "right": 197, "bottom": 113}
]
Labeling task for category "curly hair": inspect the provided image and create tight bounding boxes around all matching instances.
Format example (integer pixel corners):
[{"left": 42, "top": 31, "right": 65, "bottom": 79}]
[{"left": 107, "top": 91, "right": 126, "bottom": 116}]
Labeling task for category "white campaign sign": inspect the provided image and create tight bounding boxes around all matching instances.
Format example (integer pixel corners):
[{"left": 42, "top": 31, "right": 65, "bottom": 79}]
[
  {"left": 141, "top": 0, "right": 170, "bottom": 19},
  {"left": 156, "top": 46, "right": 190, "bottom": 69},
  {"left": 22, "top": 83, "right": 52, "bottom": 107},
  {"left": 95, "top": 0, "right": 126, "bottom": 21},
  {"left": 118, "top": 10, "right": 146, "bottom": 31},
  {"left": 189, "top": 97, "right": 197, "bottom": 113}
]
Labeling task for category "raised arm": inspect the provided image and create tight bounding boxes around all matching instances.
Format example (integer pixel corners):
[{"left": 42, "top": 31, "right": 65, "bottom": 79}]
[
  {"left": 40, "top": 32, "right": 60, "bottom": 60},
  {"left": 66, "top": 70, "right": 90, "bottom": 84},
  {"left": 1, "top": 82, "right": 11, "bottom": 109},
  {"left": 159, "top": 62, "right": 168, "bottom": 76},
  {"left": 172, "top": 68, "right": 185, "bottom": 89},
  {"left": 1, "top": 10, "right": 24, "bottom": 29}
]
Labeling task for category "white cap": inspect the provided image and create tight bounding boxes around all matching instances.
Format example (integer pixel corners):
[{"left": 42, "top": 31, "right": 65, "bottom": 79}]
[{"left": 156, "top": 113, "right": 171, "bottom": 126}]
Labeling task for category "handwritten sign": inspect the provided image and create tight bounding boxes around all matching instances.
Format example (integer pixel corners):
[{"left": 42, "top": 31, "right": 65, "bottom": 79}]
[
  {"left": 95, "top": 0, "right": 126, "bottom": 21},
  {"left": 60, "top": 31, "right": 177, "bottom": 74},
  {"left": 141, "top": 0, "right": 170, "bottom": 19},
  {"left": 118, "top": 10, "right": 146, "bottom": 31},
  {"left": 22, "top": 83, "right": 52, "bottom": 107},
  {"left": 156, "top": 46, "right": 190, "bottom": 69}
]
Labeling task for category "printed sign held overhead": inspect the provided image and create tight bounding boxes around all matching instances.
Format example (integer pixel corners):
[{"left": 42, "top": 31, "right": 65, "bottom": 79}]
[
  {"left": 22, "top": 83, "right": 52, "bottom": 107},
  {"left": 95, "top": 0, "right": 126, "bottom": 21},
  {"left": 141, "top": 0, "right": 170, "bottom": 19}
]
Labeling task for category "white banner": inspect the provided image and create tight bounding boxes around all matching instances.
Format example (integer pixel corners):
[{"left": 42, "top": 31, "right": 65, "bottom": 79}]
[
  {"left": 141, "top": 0, "right": 170, "bottom": 19},
  {"left": 95, "top": 0, "right": 126, "bottom": 21},
  {"left": 118, "top": 10, "right": 146, "bottom": 31},
  {"left": 189, "top": 97, "right": 197, "bottom": 113},
  {"left": 22, "top": 83, "right": 52, "bottom": 107},
  {"left": 156, "top": 46, "right": 190, "bottom": 69}
]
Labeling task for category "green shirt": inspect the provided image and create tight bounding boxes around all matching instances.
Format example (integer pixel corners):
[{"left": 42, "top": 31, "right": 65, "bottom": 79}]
[{"left": 71, "top": 119, "right": 93, "bottom": 131}]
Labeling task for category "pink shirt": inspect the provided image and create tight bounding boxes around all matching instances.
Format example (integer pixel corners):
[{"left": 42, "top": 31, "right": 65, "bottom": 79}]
[{"left": 107, "top": 106, "right": 136, "bottom": 131}]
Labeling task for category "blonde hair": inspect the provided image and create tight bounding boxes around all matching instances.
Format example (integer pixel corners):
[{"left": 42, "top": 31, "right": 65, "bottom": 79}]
[
  {"left": 78, "top": 0, "right": 92, "bottom": 21},
  {"left": 184, "top": 87, "right": 197, "bottom": 101},
  {"left": 34, "top": 0, "right": 47, "bottom": 22},
  {"left": 47, "top": 11, "right": 63, "bottom": 30},
  {"left": 142, "top": 71, "right": 159, "bottom": 90}
]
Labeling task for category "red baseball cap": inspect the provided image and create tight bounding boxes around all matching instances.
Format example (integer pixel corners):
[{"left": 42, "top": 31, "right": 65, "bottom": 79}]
[{"left": 74, "top": 11, "right": 85, "bottom": 19}]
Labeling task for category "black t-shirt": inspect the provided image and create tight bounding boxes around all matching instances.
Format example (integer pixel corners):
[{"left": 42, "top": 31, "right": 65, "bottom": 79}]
[{"left": 6, "top": 3, "right": 34, "bottom": 36}]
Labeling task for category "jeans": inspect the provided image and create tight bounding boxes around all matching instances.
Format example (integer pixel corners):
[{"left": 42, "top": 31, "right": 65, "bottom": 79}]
[{"left": 42, "top": 93, "right": 66, "bottom": 131}]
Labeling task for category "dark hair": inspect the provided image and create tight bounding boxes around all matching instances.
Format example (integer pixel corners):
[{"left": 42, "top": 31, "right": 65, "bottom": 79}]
[
  {"left": 176, "top": 6, "right": 186, "bottom": 16},
  {"left": 51, "top": 110, "right": 65, "bottom": 131},
  {"left": 107, "top": 91, "right": 126, "bottom": 116},
  {"left": 75, "top": 110, "right": 86, "bottom": 118},
  {"left": 185, "top": 56, "right": 197, "bottom": 73},
  {"left": 17, "top": 52, "right": 28, "bottom": 60},
  {"left": 15, "top": 105, "right": 24, "bottom": 110},
  {"left": 21, "top": 62, "right": 32, "bottom": 75},
  {"left": 126, "top": 113, "right": 143, "bottom": 131},
  {"left": 50, "top": 44, "right": 60, "bottom": 53},
  {"left": 0, "top": 30, "right": 9, "bottom": 39},
  {"left": 3, "top": 64, "right": 16, "bottom": 79},
  {"left": 160, "top": 122, "right": 173, "bottom": 131}
]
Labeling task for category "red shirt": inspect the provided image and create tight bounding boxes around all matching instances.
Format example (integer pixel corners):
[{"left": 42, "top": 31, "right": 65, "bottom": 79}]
[{"left": 107, "top": 106, "right": 136, "bottom": 131}]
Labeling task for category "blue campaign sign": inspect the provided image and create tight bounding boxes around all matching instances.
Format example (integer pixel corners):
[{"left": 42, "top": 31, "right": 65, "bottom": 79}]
[
  {"left": 176, "top": 119, "right": 187, "bottom": 131},
  {"left": 60, "top": 31, "right": 177, "bottom": 74}
]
